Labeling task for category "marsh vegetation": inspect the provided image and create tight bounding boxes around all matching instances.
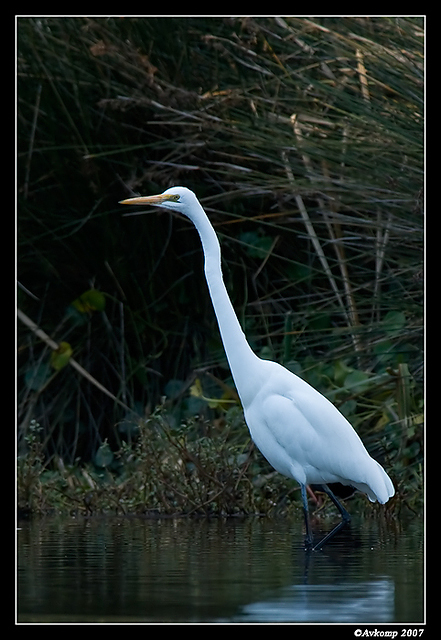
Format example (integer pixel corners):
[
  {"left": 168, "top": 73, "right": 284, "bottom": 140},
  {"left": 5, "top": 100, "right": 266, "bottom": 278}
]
[{"left": 17, "top": 17, "right": 423, "bottom": 518}]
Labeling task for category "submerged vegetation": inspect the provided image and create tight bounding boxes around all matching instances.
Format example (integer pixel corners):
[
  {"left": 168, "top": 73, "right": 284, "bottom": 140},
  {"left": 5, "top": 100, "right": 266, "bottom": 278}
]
[{"left": 17, "top": 17, "right": 423, "bottom": 518}]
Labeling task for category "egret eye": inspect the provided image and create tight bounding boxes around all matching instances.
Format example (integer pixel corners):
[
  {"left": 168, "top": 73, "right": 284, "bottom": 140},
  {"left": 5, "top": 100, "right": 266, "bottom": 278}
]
[{"left": 168, "top": 194, "right": 180, "bottom": 202}]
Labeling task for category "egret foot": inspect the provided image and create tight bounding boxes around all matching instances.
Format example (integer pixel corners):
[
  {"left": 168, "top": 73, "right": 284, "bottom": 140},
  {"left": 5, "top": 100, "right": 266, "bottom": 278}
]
[
  {"left": 311, "top": 519, "right": 350, "bottom": 551},
  {"left": 302, "top": 483, "right": 351, "bottom": 551}
]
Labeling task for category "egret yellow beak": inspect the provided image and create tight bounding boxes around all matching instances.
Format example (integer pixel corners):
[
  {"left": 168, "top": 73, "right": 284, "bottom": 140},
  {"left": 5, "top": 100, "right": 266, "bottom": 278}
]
[{"left": 119, "top": 193, "right": 180, "bottom": 206}]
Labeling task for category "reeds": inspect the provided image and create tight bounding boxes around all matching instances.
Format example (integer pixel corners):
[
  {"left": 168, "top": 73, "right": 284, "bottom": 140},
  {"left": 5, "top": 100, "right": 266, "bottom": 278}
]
[{"left": 17, "top": 17, "right": 423, "bottom": 515}]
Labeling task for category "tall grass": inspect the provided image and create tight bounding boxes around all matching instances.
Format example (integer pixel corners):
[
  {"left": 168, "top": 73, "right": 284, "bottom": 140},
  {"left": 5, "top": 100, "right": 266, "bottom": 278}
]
[{"left": 17, "top": 17, "right": 423, "bottom": 515}]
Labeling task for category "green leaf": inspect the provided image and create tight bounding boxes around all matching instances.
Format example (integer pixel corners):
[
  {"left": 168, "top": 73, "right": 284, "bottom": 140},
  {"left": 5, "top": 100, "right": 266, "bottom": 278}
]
[
  {"left": 239, "top": 231, "right": 273, "bottom": 258},
  {"left": 71, "top": 289, "right": 106, "bottom": 314},
  {"left": 94, "top": 442, "right": 114, "bottom": 468},
  {"left": 383, "top": 310, "right": 406, "bottom": 334},
  {"left": 333, "top": 360, "right": 353, "bottom": 387},
  {"left": 338, "top": 399, "right": 357, "bottom": 419},
  {"left": 374, "top": 339, "right": 395, "bottom": 364},
  {"left": 164, "top": 379, "right": 186, "bottom": 399},
  {"left": 50, "top": 341, "right": 73, "bottom": 371},
  {"left": 344, "top": 370, "right": 371, "bottom": 393}
]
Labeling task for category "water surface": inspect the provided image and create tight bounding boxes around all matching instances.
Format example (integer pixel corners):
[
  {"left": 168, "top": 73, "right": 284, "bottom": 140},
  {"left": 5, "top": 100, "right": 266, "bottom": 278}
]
[{"left": 17, "top": 514, "right": 423, "bottom": 623}]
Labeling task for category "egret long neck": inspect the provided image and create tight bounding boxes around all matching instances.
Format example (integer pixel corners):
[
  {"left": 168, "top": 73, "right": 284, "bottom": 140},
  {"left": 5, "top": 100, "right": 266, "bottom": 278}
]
[{"left": 189, "top": 205, "right": 261, "bottom": 406}]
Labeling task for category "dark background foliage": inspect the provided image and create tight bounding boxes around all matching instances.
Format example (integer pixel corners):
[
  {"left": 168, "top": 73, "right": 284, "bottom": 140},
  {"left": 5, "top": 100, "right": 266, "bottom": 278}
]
[{"left": 17, "top": 17, "right": 423, "bottom": 515}]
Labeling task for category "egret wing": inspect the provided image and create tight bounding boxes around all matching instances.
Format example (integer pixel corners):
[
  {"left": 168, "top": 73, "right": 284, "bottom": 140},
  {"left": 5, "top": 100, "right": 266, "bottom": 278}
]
[{"left": 246, "top": 387, "right": 393, "bottom": 502}]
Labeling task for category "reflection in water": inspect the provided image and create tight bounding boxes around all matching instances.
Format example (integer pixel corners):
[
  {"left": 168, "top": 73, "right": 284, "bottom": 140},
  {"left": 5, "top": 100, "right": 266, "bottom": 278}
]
[
  {"left": 231, "top": 579, "right": 394, "bottom": 622},
  {"left": 17, "top": 515, "right": 423, "bottom": 623}
]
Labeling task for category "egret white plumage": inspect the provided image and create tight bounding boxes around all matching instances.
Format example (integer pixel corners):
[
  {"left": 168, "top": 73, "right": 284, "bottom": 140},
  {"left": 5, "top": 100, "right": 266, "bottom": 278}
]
[{"left": 120, "top": 186, "right": 395, "bottom": 550}]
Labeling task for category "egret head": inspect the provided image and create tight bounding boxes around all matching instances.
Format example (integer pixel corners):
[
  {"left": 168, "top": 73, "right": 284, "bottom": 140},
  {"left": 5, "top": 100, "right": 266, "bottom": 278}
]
[{"left": 119, "top": 186, "right": 199, "bottom": 218}]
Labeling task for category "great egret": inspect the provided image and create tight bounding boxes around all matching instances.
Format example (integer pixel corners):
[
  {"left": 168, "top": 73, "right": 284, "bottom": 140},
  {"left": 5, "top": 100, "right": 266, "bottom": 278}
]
[{"left": 120, "top": 186, "right": 395, "bottom": 550}]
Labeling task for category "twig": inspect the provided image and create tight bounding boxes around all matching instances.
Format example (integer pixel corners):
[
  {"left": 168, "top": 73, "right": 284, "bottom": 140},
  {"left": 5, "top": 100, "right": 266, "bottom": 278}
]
[
  {"left": 281, "top": 150, "right": 347, "bottom": 319},
  {"left": 17, "top": 308, "right": 131, "bottom": 412},
  {"left": 23, "top": 83, "right": 42, "bottom": 200},
  {"left": 355, "top": 48, "right": 371, "bottom": 104},
  {"left": 373, "top": 209, "right": 392, "bottom": 321},
  {"left": 320, "top": 161, "right": 361, "bottom": 336}
]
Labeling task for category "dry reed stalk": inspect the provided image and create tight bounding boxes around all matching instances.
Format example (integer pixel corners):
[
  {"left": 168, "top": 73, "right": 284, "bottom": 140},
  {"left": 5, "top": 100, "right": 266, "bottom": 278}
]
[{"left": 287, "top": 117, "right": 363, "bottom": 354}]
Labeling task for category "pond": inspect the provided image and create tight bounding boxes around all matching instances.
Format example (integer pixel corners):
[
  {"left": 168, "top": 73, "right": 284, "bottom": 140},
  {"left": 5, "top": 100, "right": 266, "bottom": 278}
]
[{"left": 17, "top": 514, "right": 424, "bottom": 624}]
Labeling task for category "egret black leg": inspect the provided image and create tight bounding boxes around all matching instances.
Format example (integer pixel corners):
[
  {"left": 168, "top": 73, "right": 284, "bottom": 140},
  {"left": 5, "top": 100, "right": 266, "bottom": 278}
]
[
  {"left": 300, "top": 484, "right": 313, "bottom": 549},
  {"left": 321, "top": 484, "right": 351, "bottom": 523},
  {"left": 312, "top": 484, "right": 351, "bottom": 551}
]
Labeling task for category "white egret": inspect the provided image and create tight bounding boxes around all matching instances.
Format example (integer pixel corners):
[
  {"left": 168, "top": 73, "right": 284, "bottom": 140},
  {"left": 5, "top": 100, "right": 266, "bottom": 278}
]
[{"left": 120, "top": 186, "right": 395, "bottom": 550}]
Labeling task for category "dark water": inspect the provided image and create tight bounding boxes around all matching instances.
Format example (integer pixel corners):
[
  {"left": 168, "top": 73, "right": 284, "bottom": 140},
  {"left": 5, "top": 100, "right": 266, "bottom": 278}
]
[{"left": 17, "top": 514, "right": 424, "bottom": 623}]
